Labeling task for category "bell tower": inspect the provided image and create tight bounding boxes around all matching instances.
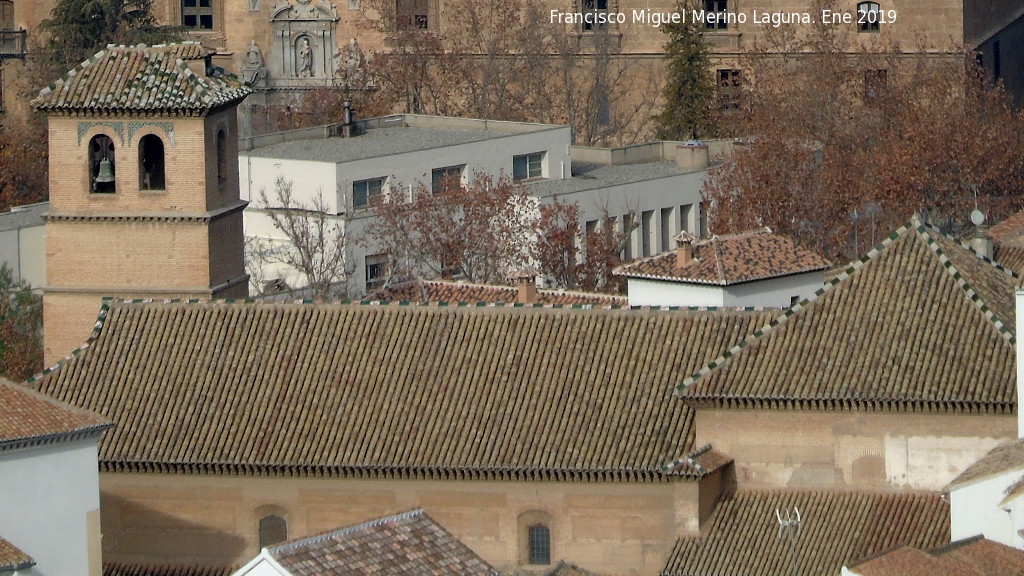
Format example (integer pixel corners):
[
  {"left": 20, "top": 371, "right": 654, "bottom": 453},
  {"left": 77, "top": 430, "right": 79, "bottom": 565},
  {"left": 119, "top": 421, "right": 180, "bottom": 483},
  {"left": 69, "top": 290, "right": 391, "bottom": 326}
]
[{"left": 33, "top": 43, "right": 251, "bottom": 364}]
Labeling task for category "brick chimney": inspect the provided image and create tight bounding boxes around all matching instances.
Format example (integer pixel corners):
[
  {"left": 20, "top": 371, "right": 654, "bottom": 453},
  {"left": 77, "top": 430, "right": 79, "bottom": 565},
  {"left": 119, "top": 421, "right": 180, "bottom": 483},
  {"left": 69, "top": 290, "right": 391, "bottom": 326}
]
[
  {"left": 675, "top": 231, "right": 697, "bottom": 269},
  {"left": 509, "top": 267, "right": 539, "bottom": 304}
]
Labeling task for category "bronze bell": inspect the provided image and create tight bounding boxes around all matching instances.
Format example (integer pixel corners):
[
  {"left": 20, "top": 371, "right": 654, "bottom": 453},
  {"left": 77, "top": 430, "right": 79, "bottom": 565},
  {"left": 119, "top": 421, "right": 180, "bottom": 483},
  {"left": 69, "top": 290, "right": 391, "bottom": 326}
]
[{"left": 95, "top": 158, "right": 115, "bottom": 183}]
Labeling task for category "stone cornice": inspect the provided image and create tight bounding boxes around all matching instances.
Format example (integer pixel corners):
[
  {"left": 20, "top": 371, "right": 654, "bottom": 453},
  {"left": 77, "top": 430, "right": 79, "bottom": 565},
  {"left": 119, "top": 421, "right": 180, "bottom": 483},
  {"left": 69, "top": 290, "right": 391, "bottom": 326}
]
[{"left": 44, "top": 200, "right": 247, "bottom": 223}]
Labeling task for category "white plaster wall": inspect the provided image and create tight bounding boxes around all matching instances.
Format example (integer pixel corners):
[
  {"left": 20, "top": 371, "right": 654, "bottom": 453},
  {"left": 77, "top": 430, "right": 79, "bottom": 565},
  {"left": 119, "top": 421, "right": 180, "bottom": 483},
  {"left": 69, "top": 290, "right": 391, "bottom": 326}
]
[
  {"left": 1016, "top": 289, "right": 1024, "bottom": 438},
  {"left": 626, "top": 278, "right": 725, "bottom": 307},
  {"left": 884, "top": 434, "right": 1006, "bottom": 491},
  {"left": 722, "top": 271, "right": 825, "bottom": 308},
  {"left": 0, "top": 223, "right": 45, "bottom": 289},
  {"left": 949, "top": 471, "right": 1024, "bottom": 548},
  {"left": 240, "top": 157, "right": 339, "bottom": 213},
  {"left": 0, "top": 439, "right": 102, "bottom": 576},
  {"left": 231, "top": 556, "right": 286, "bottom": 576}
]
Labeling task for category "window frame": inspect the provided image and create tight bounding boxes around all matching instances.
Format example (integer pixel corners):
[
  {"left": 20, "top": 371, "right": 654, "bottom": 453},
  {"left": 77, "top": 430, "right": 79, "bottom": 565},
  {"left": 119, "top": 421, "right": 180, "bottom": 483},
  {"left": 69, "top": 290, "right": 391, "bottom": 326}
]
[
  {"left": 857, "top": 2, "right": 880, "bottom": 33},
  {"left": 365, "top": 253, "right": 388, "bottom": 292},
  {"left": 0, "top": 0, "right": 13, "bottom": 30},
  {"left": 395, "top": 0, "right": 430, "bottom": 31},
  {"left": 138, "top": 134, "right": 166, "bottom": 191},
  {"left": 353, "top": 177, "right": 385, "bottom": 208},
  {"left": 89, "top": 134, "right": 116, "bottom": 194},
  {"left": 704, "top": 0, "right": 728, "bottom": 30},
  {"left": 258, "top": 514, "right": 287, "bottom": 548},
  {"left": 863, "top": 68, "right": 887, "bottom": 100},
  {"left": 182, "top": 0, "right": 215, "bottom": 30},
  {"left": 716, "top": 68, "right": 742, "bottom": 110},
  {"left": 512, "top": 152, "right": 544, "bottom": 182},
  {"left": 528, "top": 524, "right": 551, "bottom": 565},
  {"left": 431, "top": 164, "right": 465, "bottom": 194}
]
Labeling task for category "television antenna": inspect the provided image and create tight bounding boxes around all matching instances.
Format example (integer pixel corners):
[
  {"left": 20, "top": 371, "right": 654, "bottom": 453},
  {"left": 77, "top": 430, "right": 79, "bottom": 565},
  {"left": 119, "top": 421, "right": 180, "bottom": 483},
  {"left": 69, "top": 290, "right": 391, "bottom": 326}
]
[{"left": 776, "top": 506, "right": 802, "bottom": 576}]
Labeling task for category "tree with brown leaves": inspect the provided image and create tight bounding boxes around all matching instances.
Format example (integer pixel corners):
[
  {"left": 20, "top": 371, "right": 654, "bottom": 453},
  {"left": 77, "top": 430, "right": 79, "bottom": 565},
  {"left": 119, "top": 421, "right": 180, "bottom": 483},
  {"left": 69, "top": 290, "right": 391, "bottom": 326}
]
[
  {"left": 0, "top": 264, "right": 42, "bottom": 381},
  {"left": 703, "top": 1, "right": 1024, "bottom": 261}
]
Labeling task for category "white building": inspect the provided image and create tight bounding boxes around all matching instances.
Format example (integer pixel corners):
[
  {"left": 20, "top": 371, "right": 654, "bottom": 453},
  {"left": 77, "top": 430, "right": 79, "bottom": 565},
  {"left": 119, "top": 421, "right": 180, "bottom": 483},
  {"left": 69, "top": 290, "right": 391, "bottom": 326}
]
[
  {"left": 239, "top": 115, "right": 723, "bottom": 297},
  {"left": 614, "top": 228, "right": 831, "bottom": 308},
  {"left": 0, "top": 378, "right": 113, "bottom": 576},
  {"left": 0, "top": 202, "right": 46, "bottom": 288}
]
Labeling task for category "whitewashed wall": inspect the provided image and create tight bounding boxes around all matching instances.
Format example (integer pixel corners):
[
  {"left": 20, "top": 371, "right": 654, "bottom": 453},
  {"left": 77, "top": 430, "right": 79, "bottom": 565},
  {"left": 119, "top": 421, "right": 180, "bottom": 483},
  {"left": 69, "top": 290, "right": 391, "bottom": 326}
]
[{"left": 949, "top": 468, "right": 1024, "bottom": 548}]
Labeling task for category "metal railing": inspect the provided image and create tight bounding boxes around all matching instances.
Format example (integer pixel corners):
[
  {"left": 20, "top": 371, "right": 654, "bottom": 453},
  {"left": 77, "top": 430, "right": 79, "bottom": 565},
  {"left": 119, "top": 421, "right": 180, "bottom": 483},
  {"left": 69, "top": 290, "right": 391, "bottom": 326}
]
[{"left": 0, "top": 29, "right": 26, "bottom": 59}]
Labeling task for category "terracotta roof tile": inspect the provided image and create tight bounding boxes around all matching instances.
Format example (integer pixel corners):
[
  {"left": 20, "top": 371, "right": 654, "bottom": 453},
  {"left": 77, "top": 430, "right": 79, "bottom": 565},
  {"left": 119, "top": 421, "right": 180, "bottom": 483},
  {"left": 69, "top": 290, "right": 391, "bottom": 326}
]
[
  {"left": 34, "top": 301, "right": 772, "bottom": 480},
  {"left": 369, "top": 280, "right": 627, "bottom": 306},
  {"left": 990, "top": 210, "right": 1024, "bottom": 244},
  {"left": 661, "top": 490, "right": 950, "bottom": 576},
  {"left": 103, "top": 563, "right": 234, "bottom": 576},
  {"left": 33, "top": 43, "right": 250, "bottom": 113},
  {"left": 614, "top": 229, "right": 830, "bottom": 285},
  {"left": 931, "top": 536, "right": 1024, "bottom": 575},
  {"left": 267, "top": 510, "right": 496, "bottom": 576},
  {"left": 678, "top": 217, "right": 1017, "bottom": 412},
  {"left": 945, "top": 440, "right": 1024, "bottom": 491},
  {"left": 0, "top": 537, "right": 34, "bottom": 571},
  {"left": 0, "top": 378, "right": 112, "bottom": 449},
  {"left": 995, "top": 243, "right": 1024, "bottom": 276}
]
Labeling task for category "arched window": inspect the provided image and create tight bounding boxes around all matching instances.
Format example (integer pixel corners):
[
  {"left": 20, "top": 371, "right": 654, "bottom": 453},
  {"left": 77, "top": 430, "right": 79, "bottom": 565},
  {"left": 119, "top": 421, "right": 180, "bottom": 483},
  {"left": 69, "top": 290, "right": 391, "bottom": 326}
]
[
  {"left": 216, "top": 129, "right": 228, "bottom": 192},
  {"left": 857, "top": 2, "right": 880, "bottom": 32},
  {"left": 89, "top": 134, "right": 116, "bottom": 194},
  {"left": 528, "top": 524, "right": 551, "bottom": 565},
  {"left": 259, "top": 514, "right": 287, "bottom": 548},
  {"left": 138, "top": 134, "right": 165, "bottom": 190}
]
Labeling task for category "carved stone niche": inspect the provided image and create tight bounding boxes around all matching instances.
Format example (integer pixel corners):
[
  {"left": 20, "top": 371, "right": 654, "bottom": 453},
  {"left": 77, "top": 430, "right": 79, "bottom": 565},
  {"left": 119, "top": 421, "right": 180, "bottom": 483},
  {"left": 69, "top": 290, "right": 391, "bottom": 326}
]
[{"left": 269, "top": 0, "right": 340, "bottom": 85}]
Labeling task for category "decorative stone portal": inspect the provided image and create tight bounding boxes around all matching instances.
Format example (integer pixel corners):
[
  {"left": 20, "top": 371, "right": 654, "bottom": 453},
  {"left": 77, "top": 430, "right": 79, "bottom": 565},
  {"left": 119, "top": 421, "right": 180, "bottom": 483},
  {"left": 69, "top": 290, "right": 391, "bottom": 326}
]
[{"left": 269, "top": 0, "right": 340, "bottom": 85}]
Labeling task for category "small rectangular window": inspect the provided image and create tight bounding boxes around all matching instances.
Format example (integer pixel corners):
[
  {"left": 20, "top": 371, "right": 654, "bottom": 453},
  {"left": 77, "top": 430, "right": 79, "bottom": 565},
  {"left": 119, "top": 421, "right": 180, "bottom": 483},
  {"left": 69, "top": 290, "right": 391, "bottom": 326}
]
[
  {"left": 396, "top": 0, "right": 429, "bottom": 30},
  {"left": 512, "top": 152, "right": 544, "bottom": 181},
  {"left": 581, "top": 0, "right": 608, "bottom": 31},
  {"left": 717, "top": 69, "right": 741, "bottom": 110},
  {"left": 705, "top": 0, "right": 728, "bottom": 30},
  {"left": 353, "top": 177, "right": 385, "bottom": 208},
  {"left": 857, "top": 2, "right": 880, "bottom": 33},
  {"left": 182, "top": 0, "right": 214, "bottom": 30},
  {"left": 431, "top": 165, "right": 465, "bottom": 194},
  {"left": 365, "top": 254, "right": 388, "bottom": 292},
  {"left": 863, "top": 69, "right": 887, "bottom": 100}
]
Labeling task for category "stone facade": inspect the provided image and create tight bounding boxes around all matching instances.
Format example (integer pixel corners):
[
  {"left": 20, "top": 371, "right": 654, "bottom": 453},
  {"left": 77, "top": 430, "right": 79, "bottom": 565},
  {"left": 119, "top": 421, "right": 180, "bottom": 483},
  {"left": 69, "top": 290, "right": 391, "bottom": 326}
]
[
  {"left": 98, "top": 471, "right": 727, "bottom": 576},
  {"left": 694, "top": 409, "right": 1015, "bottom": 490}
]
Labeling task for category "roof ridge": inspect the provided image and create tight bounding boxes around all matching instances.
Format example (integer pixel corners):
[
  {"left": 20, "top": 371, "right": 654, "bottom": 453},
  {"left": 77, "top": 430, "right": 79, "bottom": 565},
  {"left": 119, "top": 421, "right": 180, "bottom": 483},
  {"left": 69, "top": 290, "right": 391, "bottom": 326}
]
[
  {"left": 25, "top": 298, "right": 114, "bottom": 384},
  {"left": 675, "top": 219, "right": 917, "bottom": 394},
  {"left": 267, "top": 509, "right": 425, "bottom": 554},
  {"left": 914, "top": 220, "right": 1016, "bottom": 345}
]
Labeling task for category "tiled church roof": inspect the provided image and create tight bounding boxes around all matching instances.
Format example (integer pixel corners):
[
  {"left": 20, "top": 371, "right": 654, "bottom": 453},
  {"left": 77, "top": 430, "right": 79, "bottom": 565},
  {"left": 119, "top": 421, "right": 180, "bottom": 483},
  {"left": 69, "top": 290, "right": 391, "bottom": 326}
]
[
  {"left": 368, "top": 279, "right": 627, "bottom": 306},
  {"left": 614, "top": 228, "right": 830, "bottom": 285},
  {"left": 267, "top": 510, "right": 496, "bottom": 576},
  {"left": 0, "top": 378, "right": 112, "bottom": 450},
  {"left": 33, "top": 300, "right": 771, "bottom": 480},
  {"left": 678, "top": 216, "right": 1018, "bottom": 412},
  {"left": 33, "top": 43, "right": 250, "bottom": 114},
  {"left": 944, "top": 440, "right": 1024, "bottom": 491},
  {"left": 661, "top": 490, "right": 950, "bottom": 576},
  {"left": 0, "top": 537, "right": 34, "bottom": 572}
]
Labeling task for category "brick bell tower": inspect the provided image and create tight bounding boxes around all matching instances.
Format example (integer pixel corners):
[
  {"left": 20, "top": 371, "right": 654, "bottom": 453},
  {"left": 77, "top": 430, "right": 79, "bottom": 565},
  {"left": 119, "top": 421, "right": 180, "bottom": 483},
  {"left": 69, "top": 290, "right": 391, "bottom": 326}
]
[{"left": 33, "top": 43, "right": 251, "bottom": 364}]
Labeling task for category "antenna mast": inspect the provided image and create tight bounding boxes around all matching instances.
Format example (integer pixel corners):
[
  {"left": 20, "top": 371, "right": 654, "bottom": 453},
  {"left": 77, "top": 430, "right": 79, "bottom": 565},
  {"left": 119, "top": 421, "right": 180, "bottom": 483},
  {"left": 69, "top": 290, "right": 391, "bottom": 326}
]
[{"left": 775, "top": 506, "right": 802, "bottom": 576}]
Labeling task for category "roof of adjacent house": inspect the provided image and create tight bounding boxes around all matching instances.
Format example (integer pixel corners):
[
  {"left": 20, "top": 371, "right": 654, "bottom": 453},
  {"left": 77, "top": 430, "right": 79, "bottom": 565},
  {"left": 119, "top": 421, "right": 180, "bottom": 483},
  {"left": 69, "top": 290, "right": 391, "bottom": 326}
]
[
  {"left": 945, "top": 440, "right": 1024, "bottom": 491},
  {"left": 660, "top": 490, "right": 950, "bottom": 576},
  {"left": 0, "top": 538, "right": 34, "bottom": 572},
  {"left": 0, "top": 202, "right": 48, "bottom": 233},
  {"left": 613, "top": 228, "right": 830, "bottom": 286},
  {"left": 677, "top": 216, "right": 1018, "bottom": 413},
  {"left": 989, "top": 211, "right": 1024, "bottom": 275},
  {"left": 33, "top": 300, "right": 771, "bottom": 481},
  {"left": 265, "top": 510, "right": 496, "bottom": 576},
  {"left": 846, "top": 536, "right": 1024, "bottom": 576},
  {"left": 33, "top": 43, "right": 250, "bottom": 114},
  {"left": 368, "top": 279, "right": 628, "bottom": 306},
  {"left": 0, "top": 378, "right": 112, "bottom": 451},
  {"left": 103, "top": 564, "right": 234, "bottom": 576}
]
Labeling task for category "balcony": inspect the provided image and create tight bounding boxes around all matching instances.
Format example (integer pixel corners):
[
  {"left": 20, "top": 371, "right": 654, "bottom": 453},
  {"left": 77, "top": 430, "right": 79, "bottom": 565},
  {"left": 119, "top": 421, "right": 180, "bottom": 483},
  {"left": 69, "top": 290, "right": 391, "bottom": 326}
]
[{"left": 0, "top": 29, "right": 26, "bottom": 59}]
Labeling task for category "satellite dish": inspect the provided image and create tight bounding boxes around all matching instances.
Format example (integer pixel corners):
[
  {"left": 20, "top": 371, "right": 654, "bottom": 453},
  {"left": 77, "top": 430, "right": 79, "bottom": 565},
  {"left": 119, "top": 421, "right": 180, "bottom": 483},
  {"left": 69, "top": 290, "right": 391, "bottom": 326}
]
[{"left": 971, "top": 209, "right": 986, "bottom": 226}]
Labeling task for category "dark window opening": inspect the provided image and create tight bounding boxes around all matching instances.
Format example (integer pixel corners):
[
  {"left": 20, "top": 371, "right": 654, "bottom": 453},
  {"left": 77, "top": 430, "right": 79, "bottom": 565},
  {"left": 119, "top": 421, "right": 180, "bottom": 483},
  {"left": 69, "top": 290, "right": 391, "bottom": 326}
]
[
  {"left": 0, "top": 1, "right": 13, "bottom": 30},
  {"left": 857, "top": 2, "right": 880, "bottom": 33},
  {"left": 259, "top": 515, "right": 287, "bottom": 548},
  {"left": 528, "top": 525, "right": 551, "bottom": 565},
  {"left": 513, "top": 153, "right": 544, "bottom": 181},
  {"left": 396, "top": 0, "right": 429, "bottom": 30},
  {"left": 216, "top": 129, "right": 228, "bottom": 192},
  {"left": 353, "top": 177, "right": 384, "bottom": 208},
  {"left": 863, "top": 69, "right": 887, "bottom": 100},
  {"left": 994, "top": 40, "right": 1001, "bottom": 80},
  {"left": 138, "top": 134, "right": 166, "bottom": 190},
  {"left": 431, "top": 165, "right": 464, "bottom": 194},
  {"left": 717, "top": 69, "right": 741, "bottom": 110},
  {"left": 582, "top": 0, "right": 608, "bottom": 31},
  {"left": 89, "top": 135, "right": 116, "bottom": 194},
  {"left": 182, "top": 0, "right": 214, "bottom": 30},
  {"left": 365, "top": 254, "right": 388, "bottom": 292},
  {"left": 705, "top": 0, "right": 728, "bottom": 30}
]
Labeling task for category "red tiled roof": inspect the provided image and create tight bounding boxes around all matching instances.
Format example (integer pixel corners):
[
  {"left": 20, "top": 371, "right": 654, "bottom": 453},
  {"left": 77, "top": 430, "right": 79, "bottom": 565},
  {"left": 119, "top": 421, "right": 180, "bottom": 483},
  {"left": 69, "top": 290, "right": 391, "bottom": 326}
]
[
  {"left": 369, "top": 279, "right": 627, "bottom": 306},
  {"left": 661, "top": 490, "right": 950, "bottom": 576},
  {"left": 33, "top": 300, "right": 771, "bottom": 480},
  {"left": 33, "top": 43, "right": 250, "bottom": 113},
  {"left": 614, "top": 229, "right": 830, "bottom": 285},
  {"left": 678, "top": 217, "right": 1017, "bottom": 412},
  {"left": 0, "top": 378, "right": 112, "bottom": 449},
  {"left": 848, "top": 536, "right": 1024, "bottom": 576},
  {"left": 0, "top": 537, "right": 34, "bottom": 572},
  {"left": 990, "top": 210, "right": 1024, "bottom": 244},
  {"left": 267, "top": 510, "right": 496, "bottom": 576}
]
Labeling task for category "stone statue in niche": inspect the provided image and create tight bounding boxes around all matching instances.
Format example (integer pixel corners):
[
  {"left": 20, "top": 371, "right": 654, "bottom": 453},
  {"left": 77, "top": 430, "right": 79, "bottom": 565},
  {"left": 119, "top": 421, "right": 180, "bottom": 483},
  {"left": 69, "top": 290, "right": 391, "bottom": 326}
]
[
  {"left": 339, "top": 38, "right": 373, "bottom": 89},
  {"left": 242, "top": 40, "right": 269, "bottom": 86},
  {"left": 297, "top": 37, "right": 313, "bottom": 77}
]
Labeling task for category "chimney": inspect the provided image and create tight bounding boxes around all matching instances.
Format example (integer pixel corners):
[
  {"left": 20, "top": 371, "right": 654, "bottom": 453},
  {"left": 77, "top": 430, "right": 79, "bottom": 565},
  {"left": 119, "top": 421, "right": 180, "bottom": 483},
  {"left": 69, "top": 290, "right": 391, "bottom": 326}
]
[
  {"left": 185, "top": 56, "right": 209, "bottom": 78},
  {"left": 675, "top": 231, "right": 697, "bottom": 269},
  {"left": 676, "top": 140, "right": 710, "bottom": 171},
  {"left": 972, "top": 225, "right": 993, "bottom": 260},
  {"left": 509, "top": 267, "right": 539, "bottom": 304}
]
